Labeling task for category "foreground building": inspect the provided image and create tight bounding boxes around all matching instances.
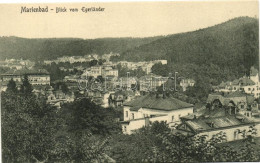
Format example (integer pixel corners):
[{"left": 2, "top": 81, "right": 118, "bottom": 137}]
[
  {"left": 121, "top": 94, "right": 194, "bottom": 134},
  {"left": 176, "top": 91, "right": 260, "bottom": 142}
]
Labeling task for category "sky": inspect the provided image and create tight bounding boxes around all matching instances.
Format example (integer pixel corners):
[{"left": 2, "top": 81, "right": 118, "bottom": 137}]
[{"left": 0, "top": 0, "right": 258, "bottom": 39}]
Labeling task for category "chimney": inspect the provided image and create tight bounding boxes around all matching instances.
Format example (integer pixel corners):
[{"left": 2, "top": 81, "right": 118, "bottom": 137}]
[
  {"left": 145, "top": 117, "right": 150, "bottom": 127},
  {"left": 210, "top": 122, "right": 215, "bottom": 128}
]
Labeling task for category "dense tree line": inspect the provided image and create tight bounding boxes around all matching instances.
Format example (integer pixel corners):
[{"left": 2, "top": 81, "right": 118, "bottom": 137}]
[
  {"left": 2, "top": 78, "right": 121, "bottom": 162},
  {"left": 107, "top": 122, "right": 260, "bottom": 162},
  {"left": 0, "top": 36, "right": 163, "bottom": 61}
]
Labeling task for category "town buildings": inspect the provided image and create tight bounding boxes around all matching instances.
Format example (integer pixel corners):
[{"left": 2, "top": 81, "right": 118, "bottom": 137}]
[
  {"left": 180, "top": 79, "right": 195, "bottom": 91},
  {"left": 214, "top": 67, "right": 260, "bottom": 98},
  {"left": 0, "top": 59, "right": 35, "bottom": 70},
  {"left": 118, "top": 60, "right": 167, "bottom": 74},
  {"left": 139, "top": 74, "right": 168, "bottom": 92},
  {"left": 108, "top": 90, "right": 136, "bottom": 107},
  {"left": 83, "top": 65, "right": 118, "bottom": 78},
  {"left": 43, "top": 55, "right": 96, "bottom": 64},
  {"left": 1, "top": 68, "right": 50, "bottom": 91}
]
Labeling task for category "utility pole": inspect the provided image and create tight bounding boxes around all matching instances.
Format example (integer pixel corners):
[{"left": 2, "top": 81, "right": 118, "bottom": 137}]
[
  {"left": 175, "top": 72, "right": 178, "bottom": 91},
  {"left": 127, "top": 72, "right": 130, "bottom": 90}
]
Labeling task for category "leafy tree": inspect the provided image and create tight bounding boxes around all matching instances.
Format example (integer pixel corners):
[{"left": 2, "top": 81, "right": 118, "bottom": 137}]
[
  {"left": 6, "top": 78, "right": 18, "bottom": 93},
  {"left": 20, "top": 74, "right": 33, "bottom": 96},
  {"left": 89, "top": 60, "right": 98, "bottom": 67},
  {"left": 2, "top": 91, "right": 60, "bottom": 162},
  {"left": 151, "top": 63, "right": 169, "bottom": 77},
  {"left": 52, "top": 82, "right": 69, "bottom": 94}
]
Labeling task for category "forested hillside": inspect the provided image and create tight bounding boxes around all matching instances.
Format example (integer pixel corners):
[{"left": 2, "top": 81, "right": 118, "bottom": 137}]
[
  {"left": 112, "top": 16, "right": 258, "bottom": 103},
  {"left": 114, "top": 17, "right": 258, "bottom": 70},
  {"left": 0, "top": 36, "right": 163, "bottom": 61},
  {"left": 113, "top": 17, "right": 259, "bottom": 86}
]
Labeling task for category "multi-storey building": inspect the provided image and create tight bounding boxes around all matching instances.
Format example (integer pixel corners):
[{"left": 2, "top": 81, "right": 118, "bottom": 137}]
[
  {"left": 139, "top": 74, "right": 168, "bottom": 92},
  {"left": 121, "top": 94, "right": 194, "bottom": 134},
  {"left": 1, "top": 68, "right": 50, "bottom": 90}
]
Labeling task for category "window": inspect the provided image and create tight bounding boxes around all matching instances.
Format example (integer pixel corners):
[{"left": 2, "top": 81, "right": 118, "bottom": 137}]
[
  {"left": 234, "top": 131, "right": 238, "bottom": 140},
  {"left": 248, "top": 88, "right": 251, "bottom": 91},
  {"left": 132, "top": 113, "right": 135, "bottom": 119},
  {"left": 234, "top": 87, "right": 236, "bottom": 90},
  {"left": 124, "top": 126, "right": 127, "bottom": 132},
  {"left": 126, "top": 111, "right": 128, "bottom": 117},
  {"left": 241, "top": 105, "right": 244, "bottom": 109}
]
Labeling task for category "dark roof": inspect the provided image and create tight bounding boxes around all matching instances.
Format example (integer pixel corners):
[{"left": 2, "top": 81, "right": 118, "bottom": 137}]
[
  {"left": 185, "top": 115, "right": 256, "bottom": 133},
  {"left": 2, "top": 68, "right": 49, "bottom": 76},
  {"left": 129, "top": 106, "right": 140, "bottom": 111},
  {"left": 207, "top": 92, "right": 255, "bottom": 106},
  {"left": 124, "top": 94, "right": 193, "bottom": 111},
  {"left": 232, "top": 79, "right": 239, "bottom": 85},
  {"left": 230, "top": 77, "right": 255, "bottom": 86},
  {"left": 225, "top": 91, "right": 248, "bottom": 98},
  {"left": 238, "top": 77, "right": 255, "bottom": 86}
]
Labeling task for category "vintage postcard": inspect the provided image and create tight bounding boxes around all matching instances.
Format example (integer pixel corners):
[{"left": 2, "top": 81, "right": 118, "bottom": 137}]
[{"left": 0, "top": 0, "right": 259, "bottom": 162}]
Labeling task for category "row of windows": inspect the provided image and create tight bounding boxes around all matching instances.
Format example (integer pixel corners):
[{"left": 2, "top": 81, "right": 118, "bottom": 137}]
[
  {"left": 126, "top": 111, "right": 185, "bottom": 121},
  {"left": 231, "top": 87, "right": 260, "bottom": 91}
]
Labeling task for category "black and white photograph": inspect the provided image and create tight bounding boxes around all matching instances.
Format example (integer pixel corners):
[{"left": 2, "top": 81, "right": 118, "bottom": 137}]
[{"left": 0, "top": 0, "right": 259, "bottom": 162}]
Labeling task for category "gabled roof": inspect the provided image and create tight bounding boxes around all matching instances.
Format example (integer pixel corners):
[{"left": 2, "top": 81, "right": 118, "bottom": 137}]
[
  {"left": 207, "top": 91, "right": 254, "bottom": 106},
  {"left": 124, "top": 94, "right": 193, "bottom": 111},
  {"left": 238, "top": 77, "right": 255, "bottom": 86},
  {"left": 232, "top": 79, "right": 239, "bottom": 85}
]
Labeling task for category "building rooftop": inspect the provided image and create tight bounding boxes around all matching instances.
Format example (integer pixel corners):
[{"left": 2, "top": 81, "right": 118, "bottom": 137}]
[
  {"left": 185, "top": 115, "right": 256, "bottom": 133},
  {"left": 124, "top": 94, "right": 193, "bottom": 111},
  {"left": 230, "top": 77, "right": 255, "bottom": 86},
  {"left": 207, "top": 91, "right": 255, "bottom": 106},
  {"left": 2, "top": 68, "right": 49, "bottom": 76}
]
